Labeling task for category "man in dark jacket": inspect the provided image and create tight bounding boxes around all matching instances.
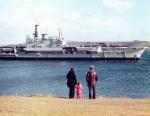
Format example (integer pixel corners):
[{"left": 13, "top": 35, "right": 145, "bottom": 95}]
[
  {"left": 66, "top": 68, "right": 77, "bottom": 99},
  {"left": 86, "top": 65, "right": 98, "bottom": 99}
]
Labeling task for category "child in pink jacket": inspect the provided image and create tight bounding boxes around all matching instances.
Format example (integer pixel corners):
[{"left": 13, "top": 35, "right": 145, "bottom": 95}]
[{"left": 75, "top": 82, "right": 83, "bottom": 99}]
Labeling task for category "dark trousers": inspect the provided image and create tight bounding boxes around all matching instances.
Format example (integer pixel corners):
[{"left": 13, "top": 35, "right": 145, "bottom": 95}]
[
  {"left": 69, "top": 87, "right": 75, "bottom": 99},
  {"left": 88, "top": 86, "right": 96, "bottom": 99}
]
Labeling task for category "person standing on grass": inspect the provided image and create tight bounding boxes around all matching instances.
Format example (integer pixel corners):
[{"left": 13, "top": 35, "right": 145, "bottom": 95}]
[
  {"left": 86, "top": 65, "right": 98, "bottom": 99},
  {"left": 75, "top": 82, "right": 83, "bottom": 99},
  {"left": 66, "top": 68, "right": 77, "bottom": 99}
]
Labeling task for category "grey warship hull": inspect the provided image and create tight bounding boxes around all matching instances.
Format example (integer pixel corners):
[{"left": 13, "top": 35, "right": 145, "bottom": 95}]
[
  {"left": 0, "top": 47, "right": 145, "bottom": 61},
  {"left": 0, "top": 57, "right": 140, "bottom": 60}
]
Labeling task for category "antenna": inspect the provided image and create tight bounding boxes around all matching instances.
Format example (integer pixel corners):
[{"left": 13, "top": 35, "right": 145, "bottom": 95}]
[{"left": 58, "top": 28, "right": 63, "bottom": 40}]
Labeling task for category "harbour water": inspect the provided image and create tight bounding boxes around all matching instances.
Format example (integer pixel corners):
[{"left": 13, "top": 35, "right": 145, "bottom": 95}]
[{"left": 0, "top": 51, "right": 150, "bottom": 98}]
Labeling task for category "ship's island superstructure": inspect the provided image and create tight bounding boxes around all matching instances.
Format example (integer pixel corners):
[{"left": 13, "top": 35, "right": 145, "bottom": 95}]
[{"left": 0, "top": 24, "right": 145, "bottom": 60}]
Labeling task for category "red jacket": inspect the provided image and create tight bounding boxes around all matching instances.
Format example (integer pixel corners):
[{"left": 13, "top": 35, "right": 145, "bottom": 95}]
[{"left": 86, "top": 70, "right": 98, "bottom": 87}]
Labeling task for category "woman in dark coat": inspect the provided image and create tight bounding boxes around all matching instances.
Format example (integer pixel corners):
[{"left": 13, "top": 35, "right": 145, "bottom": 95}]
[{"left": 66, "top": 68, "right": 77, "bottom": 99}]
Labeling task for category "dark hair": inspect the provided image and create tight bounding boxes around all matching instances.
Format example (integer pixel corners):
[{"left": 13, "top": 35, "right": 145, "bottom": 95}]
[{"left": 70, "top": 68, "right": 74, "bottom": 72}]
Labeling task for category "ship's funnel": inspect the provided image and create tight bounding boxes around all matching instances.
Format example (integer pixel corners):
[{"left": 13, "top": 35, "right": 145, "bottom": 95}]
[{"left": 42, "top": 34, "right": 47, "bottom": 40}]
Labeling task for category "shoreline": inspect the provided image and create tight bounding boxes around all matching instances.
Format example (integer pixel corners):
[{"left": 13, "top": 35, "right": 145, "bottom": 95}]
[
  {"left": 0, "top": 96, "right": 150, "bottom": 116},
  {"left": 1, "top": 95, "right": 150, "bottom": 99}
]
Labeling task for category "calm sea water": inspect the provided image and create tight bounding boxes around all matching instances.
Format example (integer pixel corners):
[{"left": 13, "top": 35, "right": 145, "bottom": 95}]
[{"left": 0, "top": 51, "right": 150, "bottom": 99}]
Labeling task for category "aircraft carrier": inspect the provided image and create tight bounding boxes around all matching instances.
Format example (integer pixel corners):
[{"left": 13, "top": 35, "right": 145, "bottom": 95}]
[{"left": 0, "top": 24, "right": 145, "bottom": 60}]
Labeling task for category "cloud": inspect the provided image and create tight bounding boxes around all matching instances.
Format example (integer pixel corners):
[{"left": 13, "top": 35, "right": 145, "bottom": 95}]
[
  {"left": 1, "top": 0, "right": 33, "bottom": 4},
  {"left": 87, "top": 15, "right": 122, "bottom": 28},
  {"left": 89, "top": 17, "right": 99, "bottom": 24},
  {"left": 63, "top": 12, "right": 81, "bottom": 21},
  {"left": 102, "top": 0, "right": 135, "bottom": 12}
]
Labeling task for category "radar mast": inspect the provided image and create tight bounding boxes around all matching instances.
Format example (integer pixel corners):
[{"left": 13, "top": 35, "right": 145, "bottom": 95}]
[{"left": 33, "top": 24, "right": 39, "bottom": 42}]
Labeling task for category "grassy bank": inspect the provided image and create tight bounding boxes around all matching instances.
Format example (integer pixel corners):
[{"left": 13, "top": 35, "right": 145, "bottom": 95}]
[{"left": 0, "top": 96, "right": 150, "bottom": 116}]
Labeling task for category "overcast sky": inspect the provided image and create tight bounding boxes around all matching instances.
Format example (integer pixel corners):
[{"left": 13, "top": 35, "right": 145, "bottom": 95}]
[{"left": 0, "top": 0, "right": 150, "bottom": 45}]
